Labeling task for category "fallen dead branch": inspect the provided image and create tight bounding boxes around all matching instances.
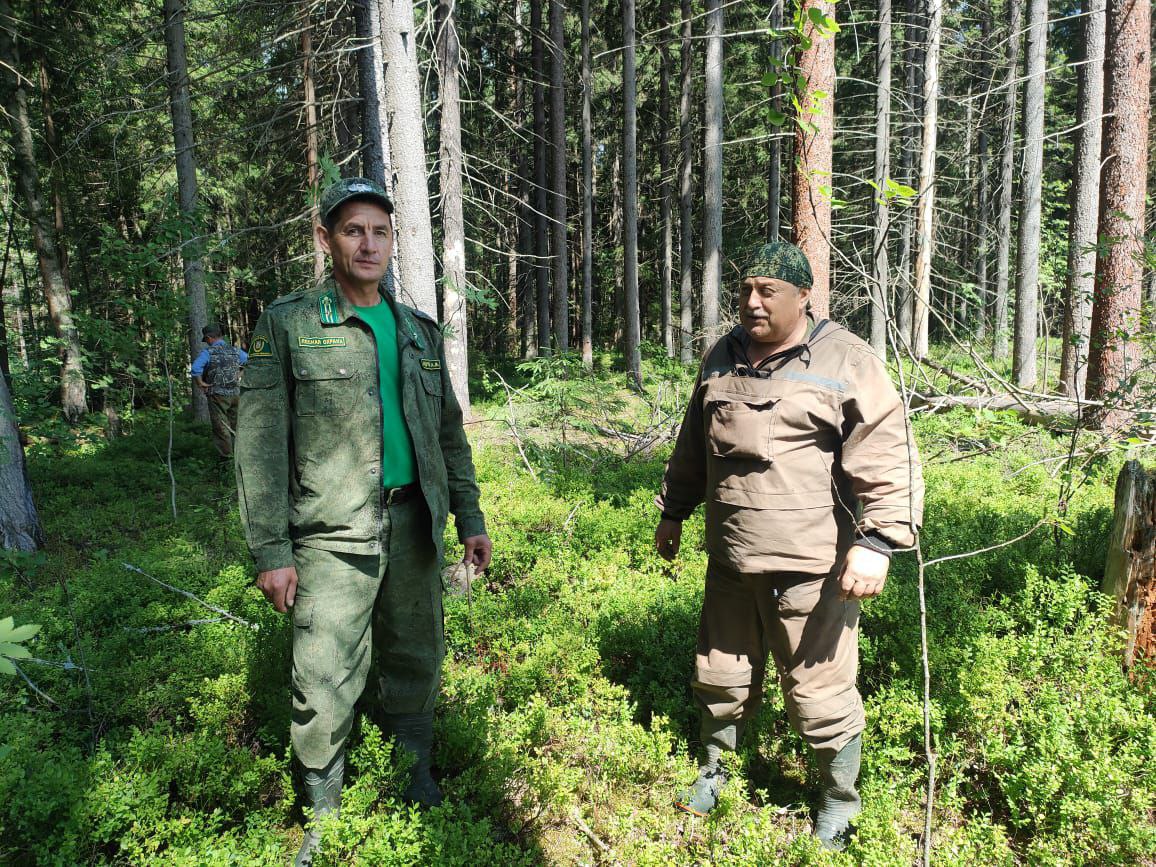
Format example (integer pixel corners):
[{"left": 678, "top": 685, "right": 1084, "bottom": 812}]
[{"left": 123, "top": 563, "right": 258, "bottom": 630}]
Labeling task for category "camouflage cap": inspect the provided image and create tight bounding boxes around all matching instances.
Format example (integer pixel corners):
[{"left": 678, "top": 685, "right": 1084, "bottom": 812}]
[
  {"left": 319, "top": 177, "right": 394, "bottom": 223},
  {"left": 740, "top": 241, "right": 813, "bottom": 288}
]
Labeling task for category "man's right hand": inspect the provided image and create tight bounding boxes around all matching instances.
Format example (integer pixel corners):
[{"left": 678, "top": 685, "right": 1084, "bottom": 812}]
[
  {"left": 655, "top": 518, "right": 682, "bottom": 562},
  {"left": 256, "top": 566, "right": 299, "bottom": 612}
]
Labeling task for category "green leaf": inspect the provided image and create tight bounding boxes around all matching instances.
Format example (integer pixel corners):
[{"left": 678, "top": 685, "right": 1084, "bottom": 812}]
[
  {"left": 767, "top": 107, "right": 787, "bottom": 126},
  {"left": 0, "top": 657, "right": 16, "bottom": 676},
  {"left": 0, "top": 624, "right": 39, "bottom": 643},
  {"left": 0, "top": 643, "right": 31, "bottom": 660}
]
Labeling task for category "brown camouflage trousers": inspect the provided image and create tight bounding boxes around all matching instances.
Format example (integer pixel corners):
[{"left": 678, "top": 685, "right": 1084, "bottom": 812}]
[
  {"left": 208, "top": 392, "right": 238, "bottom": 457},
  {"left": 289, "top": 498, "right": 443, "bottom": 771},
  {"left": 692, "top": 559, "right": 865, "bottom": 752}
]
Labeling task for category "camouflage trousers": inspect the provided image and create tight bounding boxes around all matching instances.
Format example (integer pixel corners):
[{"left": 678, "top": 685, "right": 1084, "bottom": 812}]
[
  {"left": 207, "top": 392, "right": 238, "bottom": 458},
  {"left": 290, "top": 497, "right": 444, "bottom": 771},
  {"left": 692, "top": 559, "right": 864, "bottom": 753}
]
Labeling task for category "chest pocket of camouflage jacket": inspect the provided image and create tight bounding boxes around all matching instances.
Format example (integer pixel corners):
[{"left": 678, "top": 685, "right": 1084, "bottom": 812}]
[
  {"left": 292, "top": 363, "right": 357, "bottom": 416},
  {"left": 237, "top": 363, "right": 284, "bottom": 428},
  {"left": 705, "top": 390, "right": 777, "bottom": 462},
  {"left": 420, "top": 369, "right": 443, "bottom": 399}
]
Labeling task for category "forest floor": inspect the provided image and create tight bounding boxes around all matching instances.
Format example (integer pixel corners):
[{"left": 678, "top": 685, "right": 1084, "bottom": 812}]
[{"left": 1, "top": 350, "right": 1154, "bottom": 865}]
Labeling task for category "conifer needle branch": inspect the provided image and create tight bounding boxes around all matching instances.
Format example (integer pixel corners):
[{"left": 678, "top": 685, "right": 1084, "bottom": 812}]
[{"left": 122, "top": 563, "right": 258, "bottom": 630}]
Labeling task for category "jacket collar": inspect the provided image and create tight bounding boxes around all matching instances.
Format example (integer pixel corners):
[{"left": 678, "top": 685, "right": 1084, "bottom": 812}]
[
  {"left": 728, "top": 314, "right": 830, "bottom": 372},
  {"left": 317, "top": 276, "right": 426, "bottom": 351}
]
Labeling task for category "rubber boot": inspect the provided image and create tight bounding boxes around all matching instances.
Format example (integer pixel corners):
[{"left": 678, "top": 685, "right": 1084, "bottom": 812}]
[
  {"left": 382, "top": 712, "right": 443, "bottom": 807},
  {"left": 294, "top": 750, "right": 344, "bottom": 867},
  {"left": 675, "top": 717, "right": 743, "bottom": 817},
  {"left": 813, "top": 734, "right": 862, "bottom": 851}
]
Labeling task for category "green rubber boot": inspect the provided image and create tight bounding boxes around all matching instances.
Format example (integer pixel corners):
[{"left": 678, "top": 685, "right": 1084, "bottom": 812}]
[
  {"left": 814, "top": 734, "right": 862, "bottom": 851},
  {"left": 675, "top": 717, "right": 742, "bottom": 817},
  {"left": 294, "top": 750, "right": 344, "bottom": 867},
  {"left": 382, "top": 712, "right": 443, "bottom": 808}
]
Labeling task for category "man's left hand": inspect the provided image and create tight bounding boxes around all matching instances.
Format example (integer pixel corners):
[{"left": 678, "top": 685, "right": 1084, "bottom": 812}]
[
  {"left": 838, "top": 545, "right": 890, "bottom": 600},
  {"left": 462, "top": 534, "right": 492, "bottom": 575}
]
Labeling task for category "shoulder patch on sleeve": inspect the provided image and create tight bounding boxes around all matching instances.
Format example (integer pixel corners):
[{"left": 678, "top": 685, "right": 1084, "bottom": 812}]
[{"left": 249, "top": 334, "right": 274, "bottom": 358}]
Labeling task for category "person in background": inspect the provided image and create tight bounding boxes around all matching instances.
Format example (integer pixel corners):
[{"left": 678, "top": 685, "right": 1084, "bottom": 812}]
[
  {"left": 191, "top": 324, "right": 246, "bottom": 458},
  {"left": 233, "top": 177, "right": 491, "bottom": 867},
  {"left": 655, "top": 241, "right": 923, "bottom": 850}
]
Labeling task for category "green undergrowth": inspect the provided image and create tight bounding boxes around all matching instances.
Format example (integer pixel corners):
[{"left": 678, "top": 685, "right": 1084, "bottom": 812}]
[{"left": 0, "top": 376, "right": 1153, "bottom": 863}]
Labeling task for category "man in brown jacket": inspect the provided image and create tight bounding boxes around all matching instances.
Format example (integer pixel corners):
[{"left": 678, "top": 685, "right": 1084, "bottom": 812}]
[{"left": 655, "top": 241, "right": 923, "bottom": 849}]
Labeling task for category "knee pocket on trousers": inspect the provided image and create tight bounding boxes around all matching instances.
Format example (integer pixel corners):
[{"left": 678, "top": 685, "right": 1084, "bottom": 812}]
[
  {"left": 695, "top": 663, "right": 756, "bottom": 689},
  {"left": 292, "top": 597, "right": 338, "bottom": 688}
]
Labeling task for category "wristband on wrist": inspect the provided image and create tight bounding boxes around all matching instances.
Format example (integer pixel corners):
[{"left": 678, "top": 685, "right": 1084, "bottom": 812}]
[{"left": 853, "top": 531, "right": 895, "bottom": 559}]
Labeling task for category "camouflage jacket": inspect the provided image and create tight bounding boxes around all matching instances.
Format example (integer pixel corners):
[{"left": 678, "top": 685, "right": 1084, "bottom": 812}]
[{"left": 234, "top": 278, "right": 485, "bottom": 572}]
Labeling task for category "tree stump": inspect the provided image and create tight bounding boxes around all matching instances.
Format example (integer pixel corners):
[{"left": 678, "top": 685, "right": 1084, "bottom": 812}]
[{"left": 1103, "top": 460, "right": 1156, "bottom": 670}]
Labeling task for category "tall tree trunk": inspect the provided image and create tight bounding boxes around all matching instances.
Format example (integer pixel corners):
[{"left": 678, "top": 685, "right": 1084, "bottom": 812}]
[
  {"left": 1087, "top": 0, "right": 1150, "bottom": 429},
  {"left": 767, "top": 0, "right": 784, "bottom": 242},
  {"left": 0, "top": 0, "right": 86, "bottom": 423},
  {"left": 912, "top": 0, "right": 939, "bottom": 358},
  {"left": 897, "top": 0, "right": 921, "bottom": 347},
  {"left": 549, "top": 0, "right": 569, "bottom": 352},
  {"left": 380, "top": 0, "right": 437, "bottom": 316},
  {"left": 1059, "top": 0, "right": 1105, "bottom": 398},
  {"left": 0, "top": 367, "right": 41, "bottom": 551},
  {"left": 793, "top": 0, "right": 835, "bottom": 319},
  {"left": 871, "top": 0, "right": 892, "bottom": 357},
  {"left": 437, "top": 0, "right": 469, "bottom": 413},
  {"left": 513, "top": 2, "right": 534, "bottom": 359},
  {"left": 975, "top": 3, "right": 992, "bottom": 342},
  {"left": 994, "top": 0, "right": 1023, "bottom": 361},
  {"left": 531, "top": 0, "right": 550, "bottom": 354},
  {"left": 301, "top": 3, "right": 325, "bottom": 282},
  {"left": 660, "top": 0, "right": 674, "bottom": 359},
  {"left": 701, "top": 0, "right": 723, "bottom": 338},
  {"left": 678, "top": 0, "right": 695, "bottom": 363},
  {"left": 354, "top": 0, "right": 390, "bottom": 187},
  {"left": 580, "top": 0, "right": 593, "bottom": 366},
  {"left": 162, "top": 0, "right": 207, "bottom": 422},
  {"left": 1013, "top": 0, "right": 1047, "bottom": 387},
  {"left": 623, "top": 0, "right": 642, "bottom": 388}
]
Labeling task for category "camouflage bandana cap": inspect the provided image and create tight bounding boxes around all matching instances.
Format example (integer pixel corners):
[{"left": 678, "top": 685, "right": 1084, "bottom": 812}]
[
  {"left": 319, "top": 177, "right": 395, "bottom": 222},
  {"left": 740, "top": 241, "right": 813, "bottom": 289}
]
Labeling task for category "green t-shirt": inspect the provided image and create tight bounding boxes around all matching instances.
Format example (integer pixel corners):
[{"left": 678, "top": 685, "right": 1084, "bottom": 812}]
[{"left": 356, "top": 298, "right": 417, "bottom": 488}]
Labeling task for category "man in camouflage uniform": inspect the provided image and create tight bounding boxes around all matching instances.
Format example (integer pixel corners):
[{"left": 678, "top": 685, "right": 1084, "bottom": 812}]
[
  {"left": 191, "top": 324, "right": 247, "bottom": 458},
  {"left": 234, "top": 178, "right": 491, "bottom": 867},
  {"left": 655, "top": 241, "right": 923, "bottom": 849}
]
